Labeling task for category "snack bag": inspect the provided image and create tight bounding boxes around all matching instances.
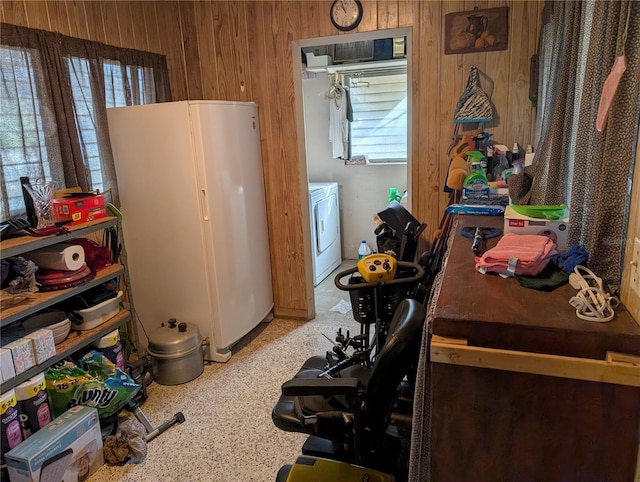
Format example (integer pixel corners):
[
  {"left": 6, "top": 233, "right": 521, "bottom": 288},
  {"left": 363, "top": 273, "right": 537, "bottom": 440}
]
[{"left": 45, "top": 352, "right": 139, "bottom": 418}]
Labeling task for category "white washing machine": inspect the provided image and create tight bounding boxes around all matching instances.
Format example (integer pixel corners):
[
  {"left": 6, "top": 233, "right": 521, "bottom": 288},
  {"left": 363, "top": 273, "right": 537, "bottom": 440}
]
[{"left": 309, "top": 182, "right": 342, "bottom": 286}]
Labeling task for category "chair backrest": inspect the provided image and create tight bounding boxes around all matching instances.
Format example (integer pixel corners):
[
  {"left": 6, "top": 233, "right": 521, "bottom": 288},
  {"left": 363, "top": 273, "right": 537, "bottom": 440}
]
[{"left": 363, "top": 298, "right": 426, "bottom": 433}]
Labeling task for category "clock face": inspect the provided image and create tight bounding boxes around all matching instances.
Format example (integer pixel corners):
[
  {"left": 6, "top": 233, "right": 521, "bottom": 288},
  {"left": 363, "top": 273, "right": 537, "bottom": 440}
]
[{"left": 330, "top": 0, "right": 363, "bottom": 32}]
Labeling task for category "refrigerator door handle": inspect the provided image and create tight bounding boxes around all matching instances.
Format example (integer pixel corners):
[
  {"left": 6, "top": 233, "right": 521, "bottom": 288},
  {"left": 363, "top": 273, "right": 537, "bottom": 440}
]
[{"left": 199, "top": 188, "right": 210, "bottom": 221}]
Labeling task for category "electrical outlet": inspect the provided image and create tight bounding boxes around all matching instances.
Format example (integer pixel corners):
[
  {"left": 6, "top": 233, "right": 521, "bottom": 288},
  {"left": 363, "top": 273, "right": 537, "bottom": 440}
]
[{"left": 632, "top": 238, "right": 640, "bottom": 296}]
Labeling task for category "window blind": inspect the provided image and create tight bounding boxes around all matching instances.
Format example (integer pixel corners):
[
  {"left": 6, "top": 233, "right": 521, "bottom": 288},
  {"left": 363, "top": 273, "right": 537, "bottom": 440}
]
[{"left": 347, "top": 72, "right": 407, "bottom": 163}]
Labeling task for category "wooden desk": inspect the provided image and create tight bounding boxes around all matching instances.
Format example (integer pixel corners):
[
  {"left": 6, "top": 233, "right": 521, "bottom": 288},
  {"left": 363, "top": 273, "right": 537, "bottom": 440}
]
[{"left": 426, "top": 215, "right": 640, "bottom": 481}]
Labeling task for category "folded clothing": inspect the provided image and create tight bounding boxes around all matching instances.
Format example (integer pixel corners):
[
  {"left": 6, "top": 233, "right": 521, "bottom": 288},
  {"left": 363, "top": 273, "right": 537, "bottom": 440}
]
[{"left": 475, "top": 233, "right": 558, "bottom": 277}]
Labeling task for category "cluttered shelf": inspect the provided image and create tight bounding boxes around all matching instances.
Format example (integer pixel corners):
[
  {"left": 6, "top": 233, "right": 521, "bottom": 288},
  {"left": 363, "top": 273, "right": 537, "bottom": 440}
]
[
  {"left": 0, "top": 310, "right": 130, "bottom": 392},
  {"left": 0, "top": 216, "right": 118, "bottom": 260},
  {"left": 1, "top": 264, "right": 124, "bottom": 327}
]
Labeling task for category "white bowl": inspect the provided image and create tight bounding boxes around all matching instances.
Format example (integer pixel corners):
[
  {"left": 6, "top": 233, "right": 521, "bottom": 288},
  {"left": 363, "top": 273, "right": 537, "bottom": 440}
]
[{"left": 23, "top": 311, "right": 71, "bottom": 344}]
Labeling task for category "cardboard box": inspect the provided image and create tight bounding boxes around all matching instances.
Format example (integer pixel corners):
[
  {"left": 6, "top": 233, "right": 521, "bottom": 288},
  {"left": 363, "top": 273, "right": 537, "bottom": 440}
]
[
  {"left": 4, "top": 339, "right": 36, "bottom": 376},
  {"left": 5, "top": 406, "right": 104, "bottom": 482},
  {"left": 0, "top": 348, "right": 16, "bottom": 382},
  {"left": 52, "top": 195, "right": 106, "bottom": 225},
  {"left": 504, "top": 205, "right": 570, "bottom": 250}
]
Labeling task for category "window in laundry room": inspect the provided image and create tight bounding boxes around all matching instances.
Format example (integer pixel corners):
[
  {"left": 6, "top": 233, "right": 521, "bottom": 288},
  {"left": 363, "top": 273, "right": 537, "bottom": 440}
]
[{"left": 346, "top": 67, "right": 407, "bottom": 164}]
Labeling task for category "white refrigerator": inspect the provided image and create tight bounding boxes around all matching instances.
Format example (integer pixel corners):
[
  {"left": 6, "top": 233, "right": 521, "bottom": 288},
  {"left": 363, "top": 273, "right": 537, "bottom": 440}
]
[{"left": 107, "top": 101, "right": 273, "bottom": 362}]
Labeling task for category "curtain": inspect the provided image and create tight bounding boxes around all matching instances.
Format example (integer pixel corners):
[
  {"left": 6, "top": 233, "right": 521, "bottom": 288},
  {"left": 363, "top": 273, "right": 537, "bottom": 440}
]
[
  {"left": 530, "top": 1, "right": 640, "bottom": 284},
  {"left": 0, "top": 23, "right": 171, "bottom": 212}
]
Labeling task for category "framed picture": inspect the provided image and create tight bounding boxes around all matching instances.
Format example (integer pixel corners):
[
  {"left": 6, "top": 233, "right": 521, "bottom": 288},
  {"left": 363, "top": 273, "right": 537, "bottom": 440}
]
[{"left": 444, "top": 6, "right": 509, "bottom": 55}]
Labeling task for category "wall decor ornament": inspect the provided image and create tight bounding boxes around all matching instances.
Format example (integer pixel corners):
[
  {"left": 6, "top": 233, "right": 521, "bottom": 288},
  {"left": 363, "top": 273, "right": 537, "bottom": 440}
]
[{"left": 445, "top": 6, "right": 509, "bottom": 55}]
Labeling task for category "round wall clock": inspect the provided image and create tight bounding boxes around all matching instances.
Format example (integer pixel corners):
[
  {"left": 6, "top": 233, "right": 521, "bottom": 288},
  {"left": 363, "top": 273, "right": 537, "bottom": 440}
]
[{"left": 330, "top": 0, "right": 363, "bottom": 32}]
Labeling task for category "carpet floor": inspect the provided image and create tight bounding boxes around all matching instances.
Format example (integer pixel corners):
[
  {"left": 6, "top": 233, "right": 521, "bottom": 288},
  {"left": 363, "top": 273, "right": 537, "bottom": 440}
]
[{"left": 89, "top": 263, "right": 357, "bottom": 482}]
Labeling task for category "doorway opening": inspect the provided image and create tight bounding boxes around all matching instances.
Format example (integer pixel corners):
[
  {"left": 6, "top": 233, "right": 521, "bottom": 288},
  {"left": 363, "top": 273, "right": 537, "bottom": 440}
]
[{"left": 292, "top": 27, "right": 412, "bottom": 319}]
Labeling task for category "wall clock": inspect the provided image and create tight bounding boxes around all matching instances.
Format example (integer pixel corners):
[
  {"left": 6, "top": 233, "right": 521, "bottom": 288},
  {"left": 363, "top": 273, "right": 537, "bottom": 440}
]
[{"left": 330, "top": 0, "right": 363, "bottom": 32}]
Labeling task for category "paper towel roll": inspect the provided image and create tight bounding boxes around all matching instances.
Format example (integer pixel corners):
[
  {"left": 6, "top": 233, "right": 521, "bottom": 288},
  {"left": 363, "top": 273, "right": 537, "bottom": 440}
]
[{"left": 28, "top": 243, "right": 85, "bottom": 271}]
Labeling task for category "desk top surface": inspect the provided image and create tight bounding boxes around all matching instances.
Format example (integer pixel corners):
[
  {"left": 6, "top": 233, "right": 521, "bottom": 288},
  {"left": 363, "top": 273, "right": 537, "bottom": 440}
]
[{"left": 431, "top": 215, "right": 640, "bottom": 358}]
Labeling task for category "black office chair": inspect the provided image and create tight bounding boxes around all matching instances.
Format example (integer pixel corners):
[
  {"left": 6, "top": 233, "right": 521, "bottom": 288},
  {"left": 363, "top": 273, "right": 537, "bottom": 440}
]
[{"left": 272, "top": 298, "right": 426, "bottom": 477}]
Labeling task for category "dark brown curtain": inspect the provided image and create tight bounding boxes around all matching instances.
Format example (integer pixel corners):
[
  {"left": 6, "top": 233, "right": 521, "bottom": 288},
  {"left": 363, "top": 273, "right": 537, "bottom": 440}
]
[
  {"left": 530, "top": 1, "right": 640, "bottom": 284},
  {"left": 0, "top": 23, "right": 171, "bottom": 209}
]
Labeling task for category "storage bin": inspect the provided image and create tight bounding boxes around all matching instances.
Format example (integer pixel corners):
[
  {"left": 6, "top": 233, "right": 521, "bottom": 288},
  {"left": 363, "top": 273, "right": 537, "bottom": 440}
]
[{"left": 69, "top": 291, "right": 123, "bottom": 331}]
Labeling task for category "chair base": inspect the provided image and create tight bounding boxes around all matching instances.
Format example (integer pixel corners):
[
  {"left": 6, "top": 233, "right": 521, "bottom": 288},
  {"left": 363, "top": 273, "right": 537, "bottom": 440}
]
[
  {"left": 302, "top": 435, "right": 349, "bottom": 461},
  {"left": 276, "top": 456, "right": 396, "bottom": 482},
  {"left": 301, "top": 433, "right": 406, "bottom": 480}
]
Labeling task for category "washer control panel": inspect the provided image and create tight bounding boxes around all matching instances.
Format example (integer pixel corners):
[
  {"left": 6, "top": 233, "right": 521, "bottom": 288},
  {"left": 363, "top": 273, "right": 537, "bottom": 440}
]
[{"left": 357, "top": 254, "right": 397, "bottom": 283}]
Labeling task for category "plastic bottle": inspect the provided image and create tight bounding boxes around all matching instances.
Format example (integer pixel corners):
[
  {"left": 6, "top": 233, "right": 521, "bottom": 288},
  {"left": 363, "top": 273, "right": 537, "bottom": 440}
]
[
  {"left": 358, "top": 240, "right": 372, "bottom": 260},
  {"left": 388, "top": 187, "right": 401, "bottom": 203}
]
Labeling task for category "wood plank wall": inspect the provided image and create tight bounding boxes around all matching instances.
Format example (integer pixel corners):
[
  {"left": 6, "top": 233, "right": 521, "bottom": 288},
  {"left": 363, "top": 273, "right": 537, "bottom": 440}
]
[{"left": 2, "top": 0, "right": 543, "bottom": 320}]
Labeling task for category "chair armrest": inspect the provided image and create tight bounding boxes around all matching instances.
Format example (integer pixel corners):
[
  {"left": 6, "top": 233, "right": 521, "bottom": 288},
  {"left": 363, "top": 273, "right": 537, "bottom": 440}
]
[{"left": 281, "top": 377, "right": 361, "bottom": 397}]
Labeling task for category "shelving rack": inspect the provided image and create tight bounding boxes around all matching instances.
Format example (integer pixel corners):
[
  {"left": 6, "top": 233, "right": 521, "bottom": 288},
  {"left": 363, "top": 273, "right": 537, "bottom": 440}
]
[{"left": 0, "top": 216, "right": 138, "bottom": 391}]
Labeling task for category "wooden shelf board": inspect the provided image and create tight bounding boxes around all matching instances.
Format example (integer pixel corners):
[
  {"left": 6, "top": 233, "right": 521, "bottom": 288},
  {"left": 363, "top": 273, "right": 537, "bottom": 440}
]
[{"left": 0, "top": 217, "right": 118, "bottom": 259}]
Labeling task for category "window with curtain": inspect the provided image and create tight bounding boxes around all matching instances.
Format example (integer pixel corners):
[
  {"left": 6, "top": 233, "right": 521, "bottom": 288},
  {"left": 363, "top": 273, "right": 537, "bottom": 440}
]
[
  {"left": 347, "top": 70, "right": 408, "bottom": 164},
  {"left": 0, "top": 23, "right": 171, "bottom": 223},
  {"left": 528, "top": 1, "right": 640, "bottom": 284}
]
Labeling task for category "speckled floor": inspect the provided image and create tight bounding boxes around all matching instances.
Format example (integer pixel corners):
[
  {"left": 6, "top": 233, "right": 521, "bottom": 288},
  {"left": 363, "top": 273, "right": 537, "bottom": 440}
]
[{"left": 89, "top": 261, "right": 357, "bottom": 482}]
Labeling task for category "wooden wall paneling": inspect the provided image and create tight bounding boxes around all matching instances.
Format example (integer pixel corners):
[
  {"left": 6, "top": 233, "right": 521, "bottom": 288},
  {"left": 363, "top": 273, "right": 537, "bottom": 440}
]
[
  {"left": 414, "top": 1, "right": 442, "bottom": 247},
  {"left": 141, "top": 2, "right": 162, "bottom": 54},
  {"left": 459, "top": 0, "right": 489, "bottom": 148},
  {"left": 297, "top": 1, "right": 336, "bottom": 40},
  {"left": 399, "top": 0, "right": 420, "bottom": 234},
  {"left": 22, "top": 1, "right": 53, "bottom": 30},
  {"left": 155, "top": 1, "right": 188, "bottom": 101},
  {"left": 377, "top": 0, "right": 399, "bottom": 30},
  {"left": 211, "top": 2, "right": 235, "bottom": 100},
  {"left": 64, "top": 1, "right": 89, "bottom": 40},
  {"left": 82, "top": 1, "right": 108, "bottom": 45},
  {"left": 245, "top": 0, "right": 287, "bottom": 316},
  {"left": 44, "top": 1, "right": 70, "bottom": 35},
  {"left": 227, "top": 0, "right": 251, "bottom": 102},
  {"left": 114, "top": 2, "right": 136, "bottom": 48},
  {"left": 438, "top": 0, "right": 466, "bottom": 216},
  {"left": 247, "top": 1, "right": 284, "bottom": 316},
  {"left": 0, "top": 0, "right": 28, "bottom": 25},
  {"left": 100, "top": 2, "right": 122, "bottom": 49},
  {"left": 193, "top": 1, "right": 219, "bottom": 100},
  {"left": 358, "top": 0, "right": 378, "bottom": 33},
  {"left": 505, "top": 1, "right": 537, "bottom": 149},
  {"left": 128, "top": 2, "right": 150, "bottom": 52},
  {"left": 257, "top": 1, "right": 309, "bottom": 319},
  {"left": 179, "top": 1, "right": 203, "bottom": 100},
  {"left": 482, "top": 1, "right": 510, "bottom": 146},
  {"left": 397, "top": 0, "right": 415, "bottom": 27}
]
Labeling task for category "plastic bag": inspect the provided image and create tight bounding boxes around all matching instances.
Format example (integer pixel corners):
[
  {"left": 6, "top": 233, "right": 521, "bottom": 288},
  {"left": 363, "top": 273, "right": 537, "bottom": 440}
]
[
  {"left": 45, "top": 351, "right": 140, "bottom": 418},
  {"left": 103, "top": 416, "right": 147, "bottom": 465}
]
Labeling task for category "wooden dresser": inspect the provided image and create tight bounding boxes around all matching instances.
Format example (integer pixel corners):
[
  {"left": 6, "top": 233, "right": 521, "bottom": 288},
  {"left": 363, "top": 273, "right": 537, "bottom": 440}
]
[{"left": 428, "top": 215, "right": 640, "bottom": 481}]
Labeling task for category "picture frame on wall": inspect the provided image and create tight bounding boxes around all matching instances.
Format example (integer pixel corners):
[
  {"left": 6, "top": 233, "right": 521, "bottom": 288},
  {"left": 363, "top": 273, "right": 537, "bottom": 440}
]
[{"left": 444, "top": 6, "right": 509, "bottom": 55}]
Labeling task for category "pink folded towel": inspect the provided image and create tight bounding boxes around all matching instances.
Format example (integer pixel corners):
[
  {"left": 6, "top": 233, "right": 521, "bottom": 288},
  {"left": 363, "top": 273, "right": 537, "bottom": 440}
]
[{"left": 475, "top": 233, "right": 558, "bottom": 277}]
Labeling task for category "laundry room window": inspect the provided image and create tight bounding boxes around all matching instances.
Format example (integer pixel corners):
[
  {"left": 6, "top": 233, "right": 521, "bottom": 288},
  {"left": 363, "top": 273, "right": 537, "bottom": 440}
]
[{"left": 346, "top": 70, "right": 407, "bottom": 164}]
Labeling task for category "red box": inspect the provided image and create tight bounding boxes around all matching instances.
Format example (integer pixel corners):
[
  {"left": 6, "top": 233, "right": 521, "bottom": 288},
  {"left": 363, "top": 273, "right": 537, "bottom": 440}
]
[{"left": 52, "top": 195, "right": 107, "bottom": 225}]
